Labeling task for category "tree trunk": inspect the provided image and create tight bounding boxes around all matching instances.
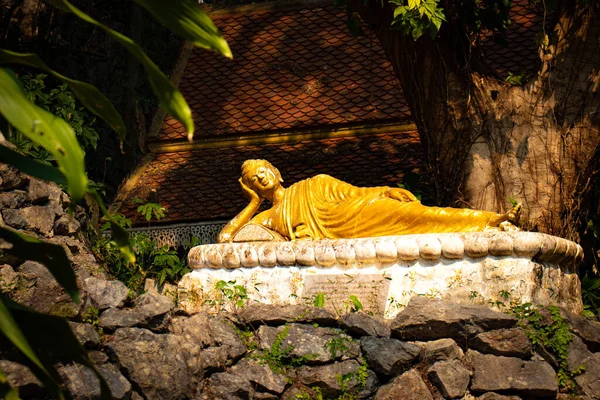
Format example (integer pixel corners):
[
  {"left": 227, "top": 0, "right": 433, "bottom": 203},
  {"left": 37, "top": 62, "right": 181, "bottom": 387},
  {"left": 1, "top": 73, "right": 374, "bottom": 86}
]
[{"left": 354, "top": 1, "right": 600, "bottom": 243}]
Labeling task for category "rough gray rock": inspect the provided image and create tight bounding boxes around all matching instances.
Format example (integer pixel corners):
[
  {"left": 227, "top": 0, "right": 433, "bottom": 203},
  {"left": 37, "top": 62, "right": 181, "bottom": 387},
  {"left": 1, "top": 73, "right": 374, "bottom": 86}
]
[
  {"left": 199, "top": 359, "right": 288, "bottom": 400},
  {"left": 390, "top": 297, "right": 517, "bottom": 346},
  {"left": 427, "top": 359, "right": 470, "bottom": 399},
  {"left": 339, "top": 312, "right": 391, "bottom": 338},
  {"left": 572, "top": 350, "right": 600, "bottom": 399},
  {"left": 59, "top": 363, "right": 131, "bottom": 400},
  {"left": 131, "top": 392, "right": 144, "bottom": 400},
  {"left": 0, "top": 190, "right": 27, "bottom": 209},
  {"left": 106, "top": 328, "right": 200, "bottom": 399},
  {"left": 567, "top": 335, "right": 594, "bottom": 372},
  {"left": 3, "top": 206, "right": 57, "bottom": 236},
  {"left": 562, "top": 310, "right": 600, "bottom": 352},
  {"left": 258, "top": 323, "right": 359, "bottom": 364},
  {"left": 12, "top": 260, "right": 81, "bottom": 317},
  {"left": 84, "top": 277, "right": 129, "bottom": 310},
  {"left": 0, "top": 264, "right": 18, "bottom": 291},
  {"left": 169, "top": 313, "right": 247, "bottom": 372},
  {"left": 556, "top": 395, "right": 593, "bottom": 400},
  {"left": 169, "top": 312, "right": 213, "bottom": 347},
  {"left": 198, "top": 316, "right": 247, "bottom": 371},
  {"left": 296, "top": 360, "right": 364, "bottom": 398},
  {"left": 0, "top": 163, "right": 26, "bottom": 190},
  {"left": 0, "top": 360, "right": 45, "bottom": 397},
  {"left": 468, "top": 350, "right": 558, "bottom": 397},
  {"left": 28, "top": 178, "right": 61, "bottom": 204},
  {"left": 238, "top": 304, "right": 337, "bottom": 327},
  {"left": 373, "top": 369, "right": 433, "bottom": 400},
  {"left": 476, "top": 394, "right": 522, "bottom": 400},
  {"left": 69, "top": 321, "right": 101, "bottom": 347},
  {"left": 88, "top": 351, "right": 109, "bottom": 365},
  {"left": 420, "top": 338, "right": 464, "bottom": 364},
  {"left": 54, "top": 214, "right": 81, "bottom": 236},
  {"left": 470, "top": 328, "right": 532, "bottom": 358},
  {"left": 46, "top": 235, "right": 106, "bottom": 280},
  {"left": 360, "top": 336, "right": 420, "bottom": 377},
  {"left": 99, "top": 292, "right": 174, "bottom": 330}
]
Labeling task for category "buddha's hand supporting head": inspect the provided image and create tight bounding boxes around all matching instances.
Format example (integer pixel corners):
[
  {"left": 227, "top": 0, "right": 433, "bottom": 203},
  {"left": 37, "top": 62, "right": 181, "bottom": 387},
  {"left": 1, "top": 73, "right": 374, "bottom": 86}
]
[
  {"left": 240, "top": 159, "right": 283, "bottom": 199},
  {"left": 239, "top": 177, "right": 261, "bottom": 203}
]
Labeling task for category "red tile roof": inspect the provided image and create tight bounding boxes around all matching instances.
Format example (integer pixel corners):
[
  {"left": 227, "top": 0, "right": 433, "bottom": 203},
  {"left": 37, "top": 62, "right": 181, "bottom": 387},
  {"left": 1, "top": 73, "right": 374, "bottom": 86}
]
[
  {"left": 120, "top": 0, "right": 548, "bottom": 227},
  {"left": 121, "top": 131, "right": 429, "bottom": 225},
  {"left": 156, "top": 2, "right": 411, "bottom": 142}
]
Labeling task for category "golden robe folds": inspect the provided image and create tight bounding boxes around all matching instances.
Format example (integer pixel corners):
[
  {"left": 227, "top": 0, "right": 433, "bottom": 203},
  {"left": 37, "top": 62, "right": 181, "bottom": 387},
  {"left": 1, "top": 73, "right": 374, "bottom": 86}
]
[{"left": 251, "top": 174, "right": 501, "bottom": 240}]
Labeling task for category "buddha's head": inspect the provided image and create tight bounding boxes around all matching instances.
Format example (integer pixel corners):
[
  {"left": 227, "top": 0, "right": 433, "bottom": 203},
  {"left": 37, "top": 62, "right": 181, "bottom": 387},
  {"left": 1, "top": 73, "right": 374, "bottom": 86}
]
[{"left": 241, "top": 159, "right": 283, "bottom": 197}]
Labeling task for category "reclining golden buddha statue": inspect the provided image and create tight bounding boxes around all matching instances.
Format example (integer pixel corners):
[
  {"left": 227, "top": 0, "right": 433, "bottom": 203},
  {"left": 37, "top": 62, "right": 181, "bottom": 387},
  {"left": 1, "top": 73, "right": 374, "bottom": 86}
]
[{"left": 218, "top": 159, "right": 521, "bottom": 243}]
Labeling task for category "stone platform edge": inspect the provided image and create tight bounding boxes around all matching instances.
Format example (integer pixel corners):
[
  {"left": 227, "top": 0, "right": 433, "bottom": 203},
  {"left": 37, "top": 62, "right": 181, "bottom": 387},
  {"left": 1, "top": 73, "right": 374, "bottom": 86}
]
[{"left": 188, "top": 232, "right": 583, "bottom": 270}]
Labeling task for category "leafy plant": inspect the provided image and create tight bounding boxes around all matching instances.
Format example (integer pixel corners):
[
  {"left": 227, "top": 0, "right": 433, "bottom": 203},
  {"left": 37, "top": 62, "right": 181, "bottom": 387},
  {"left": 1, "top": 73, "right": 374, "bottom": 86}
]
[
  {"left": 505, "top": 71, "right": 528, "bottom": 86},
  {"left": 154, "top": 246, "right": 190, "bottom": 286},
  {"left": 257, "top": 325, "right": 295, "bottom": 374},
  {"left": 253, "top": 325, "right": 317, "bottom": 375},
  {"left": 390, "top": 0, "right": 446, "bottom": 40},
  {"left": 313, "top": 293, "right": 326, "bottom": 308},
  {"left": 203, "top": 280, "right": 249, "bottom": 312},
  {"left": 93, "top": 216, "right": 196, "bottom": 293},
  {"left": 581, "top": 274, "right": 600, "bottom": 317},
  {"left": 82, "top": 306, "right": 103, "bottom": 337},
  {"left": 5, "top": 73, "right": 101, "bottom": 165},
  {"left": 133, "top": 198, "right": 166, "bottom": 221},
  {"left": 347, "top": 295, "right": 364, "bottom": 313},
  {"left": 510, "top": 303, "right": 582, "bottom": 391},
  {"left": 324, "top": 336, "right": 350, "bottom": 359}
]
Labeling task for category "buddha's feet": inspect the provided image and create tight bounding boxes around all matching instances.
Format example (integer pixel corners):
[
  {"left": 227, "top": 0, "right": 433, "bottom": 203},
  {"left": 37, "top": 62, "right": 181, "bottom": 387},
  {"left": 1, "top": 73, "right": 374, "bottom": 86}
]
[
  {"left": 507, "top": 203, "right": 522, "bottom": 224},
  {"left": 497, "top": 203, "right": 522, "bottom": 231}
]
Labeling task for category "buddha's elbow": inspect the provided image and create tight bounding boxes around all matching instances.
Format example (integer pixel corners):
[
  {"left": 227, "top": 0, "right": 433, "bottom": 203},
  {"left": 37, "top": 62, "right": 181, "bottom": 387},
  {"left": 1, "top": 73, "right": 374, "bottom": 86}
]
[{"left": 217, "top": 232, "right": 231, "bottom": 243}]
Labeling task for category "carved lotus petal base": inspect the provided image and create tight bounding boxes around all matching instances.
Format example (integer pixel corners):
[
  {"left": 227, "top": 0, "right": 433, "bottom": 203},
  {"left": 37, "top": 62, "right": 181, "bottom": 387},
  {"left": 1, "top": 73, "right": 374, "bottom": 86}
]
[{"left": 179, "top": 232, "right": 583, "bottom": 318}]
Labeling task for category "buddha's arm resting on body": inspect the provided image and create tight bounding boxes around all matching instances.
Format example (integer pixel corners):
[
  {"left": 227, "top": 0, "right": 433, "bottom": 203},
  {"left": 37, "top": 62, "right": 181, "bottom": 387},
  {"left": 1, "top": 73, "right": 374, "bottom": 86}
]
[
  {"left": 386, "top": 187, "right": 419, "bottom": 202},
  {"left": 218, "top": 179, "right": 262, "bottom": 243}
]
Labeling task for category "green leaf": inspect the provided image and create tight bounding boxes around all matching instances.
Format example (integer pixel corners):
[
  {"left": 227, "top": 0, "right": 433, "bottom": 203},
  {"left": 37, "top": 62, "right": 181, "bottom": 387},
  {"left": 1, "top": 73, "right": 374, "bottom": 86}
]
[
  {"left": 0, "top": 68, "right": 87, "bottom": 203},
  {"left": 133, "top": 0, "right": 232, "bottom": 59},
  {"left": 408, "top": 0, "right": 420, "bottom": 9},
  {"left": 87, "top": 189, "right": 135, "bottom": 263},
  {"left": 0, "top": 50, "right": 126, "bottom": 143},
  {"left": 0, "top": 227, "right": 79, "bottom": 303},
  {"left": 0, "top": 145, "right": 66, "bottom": 185},
  {"left": 4, "top": 297, "right": 112, "bottom": 399},
  {"left": 313, "top": 293, "right": 325, "bottom": 308},
  {"left": 0, "top": 298, "right": 61, "bottom": 399},
  {"left": 215, "top": 280, "right": 228, "bottom": 290},
  {"left": 349, "top": 295, "right": 363, "bottom": 311},
  {"left": 509, "top": 196, "right": 518, "bottom": 207},
  {"left": 49, "top": 0, "right": 194, "bottom": 139}
]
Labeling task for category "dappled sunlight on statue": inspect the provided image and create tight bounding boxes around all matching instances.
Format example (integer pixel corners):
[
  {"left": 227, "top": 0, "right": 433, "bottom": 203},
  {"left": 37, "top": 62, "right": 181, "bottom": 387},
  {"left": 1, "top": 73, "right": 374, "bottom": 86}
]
[{"left": 218, "top": 159, "right": 521, "bottom": 243}]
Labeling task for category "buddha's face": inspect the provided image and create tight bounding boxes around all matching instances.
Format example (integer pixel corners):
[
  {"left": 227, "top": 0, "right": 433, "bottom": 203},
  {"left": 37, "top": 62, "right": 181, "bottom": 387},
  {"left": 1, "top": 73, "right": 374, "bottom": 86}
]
[{"left": 242, "top": 160, "right": 283, "bottom": 197}]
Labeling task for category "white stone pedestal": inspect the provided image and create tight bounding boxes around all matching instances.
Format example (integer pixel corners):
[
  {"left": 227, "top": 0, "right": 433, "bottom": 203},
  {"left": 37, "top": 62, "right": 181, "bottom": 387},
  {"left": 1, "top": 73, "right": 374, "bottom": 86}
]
[{"left": 178, "top": 232, "right": 583, "bottom": 318}]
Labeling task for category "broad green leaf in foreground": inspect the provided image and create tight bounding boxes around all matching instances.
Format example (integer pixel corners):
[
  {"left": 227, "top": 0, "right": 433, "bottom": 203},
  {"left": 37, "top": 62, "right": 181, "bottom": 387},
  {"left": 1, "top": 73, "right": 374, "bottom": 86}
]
[
  {"left": 0, "top": 68, "right": 87, "bottom": 203},
  {"left": 0, "top": 298, "right": 62, "bottom": 399},
  {"left": 0, "top": 368, "right": 19, "bottom": 400},
  {"left": 50, "top": 0, "right": 194, "bottom": 139},
  {"left": 0, "top": 145, "right": 66, "bottom": 186},
  {"left": 134, "top": 0, "right": 232, "bottom": 59},
  {"left": 0, "top": 227, "right": 78, "bottom": 303},
  {"left": 0, "top": 49, "right": 126, "bottom": 143},
  {"left": 1, "top": 297, "right": 112, "bottom": 399}
]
